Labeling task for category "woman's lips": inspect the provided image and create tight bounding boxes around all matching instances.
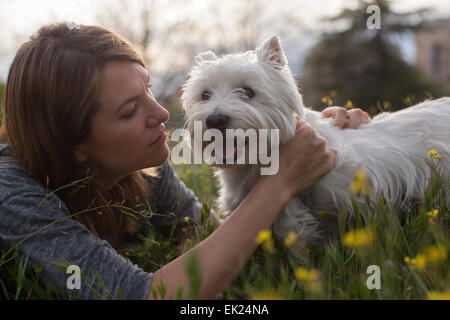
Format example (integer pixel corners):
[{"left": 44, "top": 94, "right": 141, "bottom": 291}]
[{"left": 149, "top": 131, "right": 166, "bottom": 147}]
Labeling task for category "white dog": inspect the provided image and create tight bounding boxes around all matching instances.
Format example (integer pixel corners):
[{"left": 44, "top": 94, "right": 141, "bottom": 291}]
[{"left": 182, "top": 36, "right": 450, "bottom": 253}]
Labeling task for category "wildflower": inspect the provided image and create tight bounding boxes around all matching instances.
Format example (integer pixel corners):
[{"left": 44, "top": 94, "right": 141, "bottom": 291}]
[
  {"left": 409, "top": 254, "right": 427, "bottom": 271},
  {"left": 405, "top": 243, "right": 448, "bottom": 271},
  {"left": 295, "top": 267, "right": 322, "bottom": 293},
  {"left": 350, "top": 168, "right": 372, "bottom": 196},
  {"left": 318, "top": 211, "right": 327, "bottom": 217},
  {"left": 284, "top": 232, "right": 297, "bottom": 248},
  {"left": 186, "top": 169, "right": 191, "bottom": 175},
  {"left": 383, "top": 101, "right": 391, "bottom": 110},
  {"left": 255, "top": 229, "right": 272, "bottom": 245},
  {"left": 345, "top": 100, "right": 353, "bottom": 109},
  {"left": 321, "top": 96, "right": 332, "bottom": 106},
  {"left": 427, "top": 149, "right": 442, "bottom": 159},
  {"left": 425, "top": 243, "right": 448, "bottom": 265},
  {"left": 427, "top": 289, "right": 450, "bottom": 300},
  {"left": 343, "top": 227, "right": 375, "bottom": 248},
  {"left": 330, "top": 90, "right": 337, "bottom": 97},
  {"left": 427, "top": 209, "right": 439, "bottom": 225},
  {"left": 427, "top": 209, "right": 439, "bottom": 218},
  {"left": 184, "top": 216, "right": 190, "bottom": 223},
  {"left": 255, "top": 229, "right": 276, "bottom": 254}
]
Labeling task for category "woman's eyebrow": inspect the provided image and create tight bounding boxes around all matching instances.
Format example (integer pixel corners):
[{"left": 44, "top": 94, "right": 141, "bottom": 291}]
[{"left": 115, "top": 72, "right": 151, "bottom": 114}]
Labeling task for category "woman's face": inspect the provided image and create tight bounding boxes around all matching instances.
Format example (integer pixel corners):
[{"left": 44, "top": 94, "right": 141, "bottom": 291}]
[{"left": 75, "top": 60, "right": 170, "bottom": 182}]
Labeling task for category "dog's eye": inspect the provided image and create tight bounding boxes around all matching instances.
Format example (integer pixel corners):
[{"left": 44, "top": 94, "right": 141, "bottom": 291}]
[
  {"left": 241, "top": 87, "right": 255, "bottom": 100},
  {"left": 201, "top": 90, "right": 211, "bottom": 101}
]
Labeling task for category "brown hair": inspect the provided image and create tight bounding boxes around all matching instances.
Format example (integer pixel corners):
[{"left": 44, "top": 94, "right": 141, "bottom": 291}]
[{"left": 0, "top": 22, "right": 157, "bottom": 249}]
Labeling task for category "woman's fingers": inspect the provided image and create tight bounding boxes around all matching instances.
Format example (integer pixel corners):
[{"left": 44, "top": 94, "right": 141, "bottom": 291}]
[
  {"left": 322, "top": 106, "right": 371, "bottom": 129},
  {"left": 321, "top": 106, "right": 348, "bottom": 128},
  {"left": 345, "top": 109, "right": 370, "bottom": 129}
]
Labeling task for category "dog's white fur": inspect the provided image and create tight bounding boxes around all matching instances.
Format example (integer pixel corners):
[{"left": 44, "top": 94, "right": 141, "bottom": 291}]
[{"left": 182, "top": 36, "right": 450, "bottom": 252}]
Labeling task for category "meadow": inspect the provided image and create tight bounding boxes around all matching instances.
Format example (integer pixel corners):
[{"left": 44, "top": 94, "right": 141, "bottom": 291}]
[{"left": 1, "top": 153, "right": 449, "bottom": 300}]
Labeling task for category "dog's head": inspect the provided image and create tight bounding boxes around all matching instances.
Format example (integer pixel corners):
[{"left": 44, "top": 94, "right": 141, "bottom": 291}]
[{"left": 182, "top": 36, "right": 304, "bottom": 167}]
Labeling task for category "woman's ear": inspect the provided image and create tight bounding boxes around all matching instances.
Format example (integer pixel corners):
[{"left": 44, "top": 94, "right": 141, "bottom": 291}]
[{"left": 74, "top": 145, "right": 88, "bottom": 162}]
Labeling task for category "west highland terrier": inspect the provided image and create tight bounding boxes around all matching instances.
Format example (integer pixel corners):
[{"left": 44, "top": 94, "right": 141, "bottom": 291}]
[{"left": 181, "top": 36, "right": 450, "bottom": 253}]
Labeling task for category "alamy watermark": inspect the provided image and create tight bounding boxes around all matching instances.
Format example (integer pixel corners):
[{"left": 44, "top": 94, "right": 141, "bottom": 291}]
[
  {"left": 170, "top": 121, "right": 280, "bottom": 175},
  {"left": 366, "top": 5, "right": 381, "bottom": 30}
]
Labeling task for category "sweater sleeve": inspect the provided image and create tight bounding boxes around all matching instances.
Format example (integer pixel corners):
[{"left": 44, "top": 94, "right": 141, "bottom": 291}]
[
  {"left": 0, "top": 166, "right": 152, "bottom": 300},
  {"left": 143, "top": 161, "right": 222, "bottom": 235}
]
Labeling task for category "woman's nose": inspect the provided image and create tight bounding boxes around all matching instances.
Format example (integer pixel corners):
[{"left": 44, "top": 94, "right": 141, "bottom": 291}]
[{"left": 146, "top": 99, "right": 170, "bottom": 127}]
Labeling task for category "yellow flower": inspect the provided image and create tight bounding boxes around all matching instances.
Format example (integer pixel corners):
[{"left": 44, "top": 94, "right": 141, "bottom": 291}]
[
  {"left": 405, "top": 243, "right": 448, "bottom": 271},
  {"left": 343, "top": 227, "right": 375, "bottom": 248},
  {"left": 410, "top": 255, "right": 427, "bottom": 270},
  {"left": 255, "top": 229, "right": 272, "bottom": 245},
  {"left": 295, "top": 267, "right": 322, "bottom": 293},
  {"left": 321, "top": 96, "right": 332, "bottom": 106},
  {"left": 427, "top": 209, "right": 439, "bottom": 225},
  {"left": 255, "top": 230, "right": 277, "bottom": 254},
  {"left": 318, "top": 211, "right": 327, "bottom": 217},
  {"left": 345, "top": 100, "right": 353, "bottom": 109},
  {"left": 330, "top": 90, "right": 337, "bottom": 97},
  {"left": 284, "top": 232, "right": 297, "bottom": 248},
  {"left": 296, "top": 268, "right": 320, "bottom": 282},
  {"left": 184, "top": 216, "right": 190, "bottom": 223},
  {"left": 425, "top": 243, "right": 448, "bottom": 265},
  {"left": 350, "top": 168, "right": 372, "bottom": 196},
  {"left": 426, "top": 209, "right": 439, "bottom": 218},
  {"left": 186, "top": 169, "right": 192, "bottom": 175},
  {"left": 427, "top": 289, "right": 450, "bottom": 300},
  {"left": 427, "top": 149, "right": 442, "bottom": 159}
]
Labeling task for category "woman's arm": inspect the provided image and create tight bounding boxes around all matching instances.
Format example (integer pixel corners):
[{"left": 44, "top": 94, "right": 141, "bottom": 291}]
[{"left": 148, "top": 119, "right": 335, "bottom": 299}]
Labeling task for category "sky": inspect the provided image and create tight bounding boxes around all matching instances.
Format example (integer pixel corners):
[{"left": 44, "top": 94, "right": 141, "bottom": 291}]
[{"left": 1, "top": 0, "right": 450, "bottom": 83}]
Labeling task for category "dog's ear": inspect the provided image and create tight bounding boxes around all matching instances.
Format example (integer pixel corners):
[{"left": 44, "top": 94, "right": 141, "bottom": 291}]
[
  {"left": 194, "top": 50, "right": 217, "bottom": 64},
  {"left": 256, "top": 35, "right": 287, "bottom": 68}
]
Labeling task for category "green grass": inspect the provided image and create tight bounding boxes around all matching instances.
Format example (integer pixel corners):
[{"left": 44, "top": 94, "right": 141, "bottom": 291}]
[{"left": 1, "top": 160, "right": 449, "bottom": 300}]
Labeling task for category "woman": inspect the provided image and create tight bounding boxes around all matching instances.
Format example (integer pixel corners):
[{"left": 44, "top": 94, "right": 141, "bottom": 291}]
[{"left": 0, "top": 23, "right": 370, "bottom": 300}]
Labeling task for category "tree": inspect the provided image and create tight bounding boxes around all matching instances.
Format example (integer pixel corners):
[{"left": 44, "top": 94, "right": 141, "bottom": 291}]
[{"left": 301, "top": 0, "right": 444, "bottom": 113}]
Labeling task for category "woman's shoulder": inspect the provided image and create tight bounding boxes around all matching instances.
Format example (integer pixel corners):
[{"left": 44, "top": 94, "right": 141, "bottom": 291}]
[{"left": 0, "top": 143, "right": 48, "bottom": 202}]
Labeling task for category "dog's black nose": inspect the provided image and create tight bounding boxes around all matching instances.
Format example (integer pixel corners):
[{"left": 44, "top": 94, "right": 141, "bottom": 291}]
[{"left": 206, "top": 113, "right": 230, "bottom": 131}]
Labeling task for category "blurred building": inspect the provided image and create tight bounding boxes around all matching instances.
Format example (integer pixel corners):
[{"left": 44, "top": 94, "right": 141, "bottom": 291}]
[{"left": 416, "top": 18, "right": 450, "bottom": 84}]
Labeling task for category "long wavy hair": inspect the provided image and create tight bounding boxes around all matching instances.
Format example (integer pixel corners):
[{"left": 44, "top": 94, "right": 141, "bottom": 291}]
[{"left": 0, "top": 22, "right": 157, "bottom": 249}]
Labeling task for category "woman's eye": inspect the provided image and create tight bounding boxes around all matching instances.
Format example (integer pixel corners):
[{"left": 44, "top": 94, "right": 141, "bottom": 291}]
[
  {"left": 201, "top": 90, "right": 211, "bottom": 101},
  {"left": 241, "top": 87, "right": 255, "bottom": 100},
  {"left": 123, "top": 106, "right": 137, "bottom": 119}
]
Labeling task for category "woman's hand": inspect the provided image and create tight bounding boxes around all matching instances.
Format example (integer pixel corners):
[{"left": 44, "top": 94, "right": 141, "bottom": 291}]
[
  {"left": 322, "top": 106, "right": 370, "bottom": 129},
  {"left": 266, "top": 118, "right": 336, "bottom": 199}
]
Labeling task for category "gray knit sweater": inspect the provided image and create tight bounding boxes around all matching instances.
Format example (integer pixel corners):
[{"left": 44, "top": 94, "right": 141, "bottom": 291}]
[{"left": 0, "top": 143, "right": 217, "bottom": 299}]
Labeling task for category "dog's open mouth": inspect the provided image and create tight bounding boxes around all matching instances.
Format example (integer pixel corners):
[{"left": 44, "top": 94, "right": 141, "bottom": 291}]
[{"left": 208, "top": 136, "right": 249, "bottom": 164}]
